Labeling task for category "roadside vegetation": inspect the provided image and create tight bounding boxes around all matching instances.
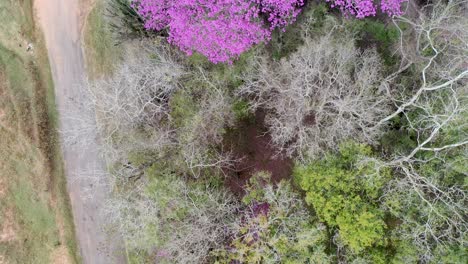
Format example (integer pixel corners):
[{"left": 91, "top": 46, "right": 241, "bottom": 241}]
[
  {"left": 0, "top": 0, "right": 78, "bottom": 263},
  {"left": 78, "top": 0, "right": 467, "bottom": 263},
  {"left": 83, "top": 0, "right": 121, "bottom": 79}
]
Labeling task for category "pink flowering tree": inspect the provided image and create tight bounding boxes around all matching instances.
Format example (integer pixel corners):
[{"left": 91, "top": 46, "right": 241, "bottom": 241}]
[
  {"left": 132, "top": 0, "right": 406, "bottom": 63},
  {"left": 326, "top": 0, "right": 407, "bottom": 18},
  {"left": 132, "top": 0, "right": 304, "bottom": 63}
]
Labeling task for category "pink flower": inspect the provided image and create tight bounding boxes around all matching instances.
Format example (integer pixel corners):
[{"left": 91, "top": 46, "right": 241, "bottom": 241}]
[
  {"left": 132, "top": 0, "right": 304, "bottom": 63},
  {"left": 380, "top": 0, "right": 406, "bottom": 16},
  {"left": 326, "top": 0, "right": 407, "bottom": 18},
  {"left": 132, "top": 0, "right": 406, "bottom": 63}
]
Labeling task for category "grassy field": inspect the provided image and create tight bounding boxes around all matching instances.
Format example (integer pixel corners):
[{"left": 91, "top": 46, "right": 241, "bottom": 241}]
[
  {"left": 0, "top": 0, "right": 78, "bottom": 263},
  {"left": 83, "top": 0, "right": 120, "bottom": 79}
]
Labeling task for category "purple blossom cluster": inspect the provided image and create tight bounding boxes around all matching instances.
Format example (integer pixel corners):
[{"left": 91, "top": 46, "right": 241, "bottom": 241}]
[
  {"left": 254, "top": 0, "right": 305, "bottom": 29},
  {"left": 380, "top": 0, "right": 407, "bottom": 16},
  {"left": 132, "top": 0, "right": 406, "bottom": 63},
  {"left": 132, "top": 0, "right": 304, "bottom": 63},
  {"left": 326, "top": 0, "right": 407, "bottom": 18}
]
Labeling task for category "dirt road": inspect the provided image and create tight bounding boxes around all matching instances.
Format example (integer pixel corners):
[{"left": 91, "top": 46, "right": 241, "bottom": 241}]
[{"left": 34, "top": 0, "right": 125, "bottom": 263}]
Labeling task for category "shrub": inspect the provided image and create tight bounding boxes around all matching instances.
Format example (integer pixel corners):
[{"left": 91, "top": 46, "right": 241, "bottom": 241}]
[
  {"left": 232, "top": 99, "right": 252, "bottom": 121},
  {"left": 107, "top": 0, "right": 154, "bottom": 41},
  {"left": 294, "top": 141, "right": 391, "bottom": 252}
]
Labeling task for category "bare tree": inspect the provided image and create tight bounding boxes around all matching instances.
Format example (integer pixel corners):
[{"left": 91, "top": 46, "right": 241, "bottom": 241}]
[
  {"left": 239, "top": 25, "right": 391, "bottom": 159},
  {"left": 62, "top": 41, "right": 245, "bottom": 262},
  {"left": 103, "top": 174, "right": 240, "bottom": 263},
  {"left": 373, "top": 1, "right": 468, "bottom": 261},
  {"left": 91, "top": 46, "right": 181, "bottom": 144},
  {"left": 62, "top": 41, "right": 183, "bottom": 177},
  {"left": 177, "top": 68, "right": 239, "bottom": 177}
]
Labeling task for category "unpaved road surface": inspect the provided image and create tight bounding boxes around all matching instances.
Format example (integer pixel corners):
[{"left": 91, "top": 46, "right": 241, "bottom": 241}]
[{"left": 34, "top": 0, "right": 125, "bottom": 263}]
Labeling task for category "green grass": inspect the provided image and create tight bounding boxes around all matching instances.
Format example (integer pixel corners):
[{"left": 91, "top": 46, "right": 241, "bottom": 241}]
[
  {"left": 84, "top": 0, "right": 120, "bottom": 79},
  {"left": 0, "top": 0, "right": 78, "bottom": 263}
]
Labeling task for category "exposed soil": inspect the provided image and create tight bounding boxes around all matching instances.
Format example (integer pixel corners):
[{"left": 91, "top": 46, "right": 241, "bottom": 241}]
[
  {"left": 51, "top": 245, "right": 72, "bottom": 264},
  {"left": 0, "top": 73, "right": 10, "bottom": 131},
  {"left": 224, "top": 110, "right": 293, "bottom": 195},
  {"left": 0, "top": 178, "right": 6, "bottom": 199},
  {"left": 0, "top": 209, "right": 18, "bottom": 243}
]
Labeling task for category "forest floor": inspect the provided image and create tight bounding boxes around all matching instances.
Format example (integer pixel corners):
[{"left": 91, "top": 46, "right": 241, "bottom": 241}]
[
  {"left": 0, "top": 0, "right": 78, "bottom": 263},
  {"left": 224, "top": 110, "right": 293, "bottom": 195}
]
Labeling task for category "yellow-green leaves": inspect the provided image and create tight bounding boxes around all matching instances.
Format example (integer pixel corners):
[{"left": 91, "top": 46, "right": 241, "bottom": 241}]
[
  {"left": 294, "top": 141, "right": 390, "bottom": 253},
  {"left": 336, "top": 210, "right": 385, "bottom": 251}
]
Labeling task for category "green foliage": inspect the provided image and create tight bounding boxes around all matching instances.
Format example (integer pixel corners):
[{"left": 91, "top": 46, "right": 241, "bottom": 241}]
[
  {"left": 232, "top": 99, "right": 252, "bottom": 121},
  {"left": 380, "top": 128, "right": 417, "bottom": 155},
  {"left": 84, "top": 0, "right": 120, "bottom": 78},
  {"left": 294, "top": 141, "right": 391, "bottom": 253},
  {"left": 270, "top": 26, "right": 304, "bottom": 60},
  {"left": 240, "top": 170, "right": 271, "bottom": 205},
  {"left": 389, "top": 239, "right": 420, "bottom": 264},
  {"left": 421, "top": 46, "right": 436, "bottom": 57},
  {"left": 215, "top": 48, "right": 259, "bottom": 89},
  {"left": 187, "top": 52, "right": 211, "bottom": 68},
  {"left": 127, "top": 151, "right": 155, "bottom": 168},
  {"left": 107, "top": 0, "right": 156, "bottom": 41},
  {"left": 187, "top": 45, "right": 258, "bottom": 90},
  {"left": 381, "top": 105, "right": 467, "bottom": 262},
  {"left": 432, "top": 245, "right": 468, "bottom": 264},
  {"left": 145, "top": 167, "right": 190, "bottom": 221},
  {"left": 270, "top": 3, "right": 329, "bottom": 60},
  {"left": 308, "top": 3, "right": 329, "bottom": 31},
  {"left": 169, "top": 89, "right": 197, "bottom": 128},
  {"left": 347, "top": 19, "right": 400, "bottom": 66}
]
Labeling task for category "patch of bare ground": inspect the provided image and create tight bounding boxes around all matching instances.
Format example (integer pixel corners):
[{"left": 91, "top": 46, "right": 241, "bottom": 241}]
[
  {"left": 51, "top": 245, "right": 72, "bottom": 264},
  {"left": 0, "top": 72, "right": 11, "bottom": 132},
  {"left": 0, "top": 178, "right": 6, "bottom": 199},
  {"left": 0, "top": 209, "right": 18, "bottom": 243},
  {"left": 0, "top": 255, "right": 6, "bottom": 264},
  {"left": 224, "top": 110, "right": 293, "bottom": 195}
]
